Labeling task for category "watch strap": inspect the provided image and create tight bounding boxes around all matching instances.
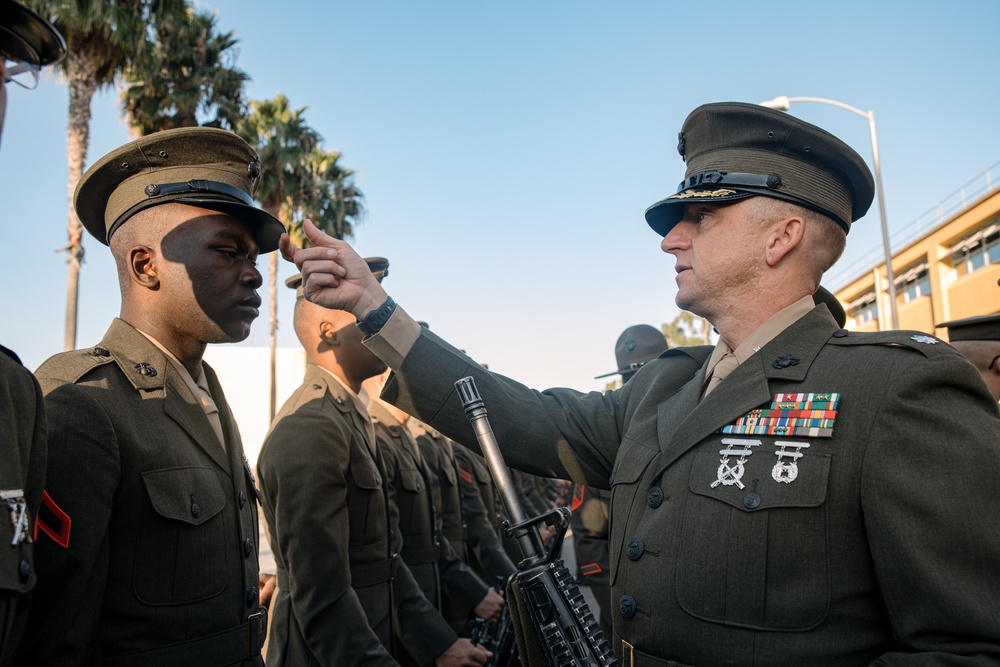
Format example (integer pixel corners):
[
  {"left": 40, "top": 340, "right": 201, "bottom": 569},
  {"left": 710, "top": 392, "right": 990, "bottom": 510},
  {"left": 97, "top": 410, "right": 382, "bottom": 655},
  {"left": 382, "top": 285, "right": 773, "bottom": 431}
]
[{"left": 356, "top": 296, "right": 397, "bottom": 336}]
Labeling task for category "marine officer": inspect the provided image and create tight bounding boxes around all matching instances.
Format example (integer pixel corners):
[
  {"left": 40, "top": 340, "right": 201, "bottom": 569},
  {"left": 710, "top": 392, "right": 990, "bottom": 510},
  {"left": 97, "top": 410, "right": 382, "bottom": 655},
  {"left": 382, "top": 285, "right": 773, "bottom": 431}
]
[
  {"left": 282, "top": 102, "right": 1000, "bottom": 666},
  {"left": 19, "top": 127, "right": 278, "bottom": 665}
]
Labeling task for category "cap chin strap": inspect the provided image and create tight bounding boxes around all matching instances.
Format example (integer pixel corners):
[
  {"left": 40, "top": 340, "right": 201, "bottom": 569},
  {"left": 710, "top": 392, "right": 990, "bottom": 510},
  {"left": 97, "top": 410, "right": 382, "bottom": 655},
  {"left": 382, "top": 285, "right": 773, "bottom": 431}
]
[
  {"left": 106, "top": 180, "right": 257, "bottom": 242},
  {"left": 676, "top": 170, "right": 782, "bottom": 193},
  {"left": 143, "top": 180, "right": 255, "bottom": 206}
]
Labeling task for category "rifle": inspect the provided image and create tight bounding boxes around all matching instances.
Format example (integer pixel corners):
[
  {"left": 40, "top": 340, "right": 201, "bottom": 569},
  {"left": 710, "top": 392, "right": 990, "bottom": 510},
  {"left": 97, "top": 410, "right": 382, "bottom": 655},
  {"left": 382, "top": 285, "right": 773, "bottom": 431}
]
[{"left": 455, "top": 377, "right": 618, "bottom": 667}]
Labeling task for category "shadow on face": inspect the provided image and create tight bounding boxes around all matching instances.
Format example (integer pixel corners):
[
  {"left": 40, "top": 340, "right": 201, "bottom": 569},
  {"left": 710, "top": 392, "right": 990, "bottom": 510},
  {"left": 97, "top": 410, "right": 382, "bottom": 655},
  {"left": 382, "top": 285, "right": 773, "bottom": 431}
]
[{"left": 157, "top": 211, "right": 263, "bottom": 344}]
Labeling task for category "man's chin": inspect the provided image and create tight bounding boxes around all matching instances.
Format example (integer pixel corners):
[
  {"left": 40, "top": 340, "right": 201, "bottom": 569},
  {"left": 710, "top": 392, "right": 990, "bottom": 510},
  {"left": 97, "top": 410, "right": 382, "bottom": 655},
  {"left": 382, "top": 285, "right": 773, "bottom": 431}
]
[{"left": 210, "top": 325, "right": 253, "bottom": 345}]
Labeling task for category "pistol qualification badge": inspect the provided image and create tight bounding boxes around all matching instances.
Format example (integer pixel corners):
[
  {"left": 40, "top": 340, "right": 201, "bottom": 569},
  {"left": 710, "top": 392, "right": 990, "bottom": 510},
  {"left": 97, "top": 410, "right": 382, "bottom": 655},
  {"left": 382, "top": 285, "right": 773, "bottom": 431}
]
[
  {"left": 1, "top": 489, "right": 31, "bottom": 546},
  {"left": 711, "top": 439, "right": 760, "bottom": 489},
  {"left": 772, "top": 441, "right": 810, "bottom": 483}
]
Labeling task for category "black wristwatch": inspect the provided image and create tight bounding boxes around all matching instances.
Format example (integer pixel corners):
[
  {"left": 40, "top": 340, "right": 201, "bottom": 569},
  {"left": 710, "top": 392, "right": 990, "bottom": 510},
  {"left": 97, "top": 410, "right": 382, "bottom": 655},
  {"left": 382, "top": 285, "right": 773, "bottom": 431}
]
[{"left": 356, "top": 296, "right": 397, "bottom": 336}]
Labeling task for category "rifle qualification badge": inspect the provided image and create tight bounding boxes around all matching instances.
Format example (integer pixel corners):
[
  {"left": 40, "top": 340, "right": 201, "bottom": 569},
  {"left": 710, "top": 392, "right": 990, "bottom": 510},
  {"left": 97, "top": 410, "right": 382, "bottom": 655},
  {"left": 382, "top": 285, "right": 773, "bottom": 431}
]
[
  {"left": 711, "top": 439, "right": 760, "bottom": 490},
  {"left": 772, "top": 441, "right": 811, "bottom": 483},
  {"left": 2, "top": 489, "right": 31, "bottom": 546}
]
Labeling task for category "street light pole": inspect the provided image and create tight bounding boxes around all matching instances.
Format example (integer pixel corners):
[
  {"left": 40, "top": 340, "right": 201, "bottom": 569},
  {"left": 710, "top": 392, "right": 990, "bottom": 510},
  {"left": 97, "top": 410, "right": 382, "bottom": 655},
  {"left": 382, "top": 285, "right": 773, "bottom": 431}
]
[{"left": 759, "top": 96, "right": 899, "bottom": 329}]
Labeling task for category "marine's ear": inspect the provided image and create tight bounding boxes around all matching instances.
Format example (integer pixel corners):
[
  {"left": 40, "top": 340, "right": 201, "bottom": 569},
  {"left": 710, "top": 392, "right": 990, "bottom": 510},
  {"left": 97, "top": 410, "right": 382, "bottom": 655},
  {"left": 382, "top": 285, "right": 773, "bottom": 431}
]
[
  {"left": 128, "top": 246, "right": 160, "bottom": 289},
  {"left": 764, "top": 214, "right": 806, "bottom": 268},
  {"left": 318, "top": 320, "right": 339, "bottom": 345}
]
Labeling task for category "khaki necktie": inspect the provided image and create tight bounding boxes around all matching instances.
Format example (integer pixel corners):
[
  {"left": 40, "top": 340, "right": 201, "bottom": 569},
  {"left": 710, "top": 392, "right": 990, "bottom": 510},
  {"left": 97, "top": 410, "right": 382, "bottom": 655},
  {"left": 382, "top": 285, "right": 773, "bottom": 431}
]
[
  {"left": 704, "top": 353, "right": 739, "bottom": 397},
  {"left": 195, "top": 378, "right": 227, "bottom": 452}
]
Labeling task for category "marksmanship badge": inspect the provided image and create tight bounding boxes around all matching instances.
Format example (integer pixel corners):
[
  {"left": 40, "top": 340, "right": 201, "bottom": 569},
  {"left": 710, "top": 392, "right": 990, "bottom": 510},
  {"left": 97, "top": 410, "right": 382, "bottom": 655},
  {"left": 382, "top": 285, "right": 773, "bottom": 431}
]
[
  {"left": 772, "top": 441, "right": 811, "bottom": 483},
  {"left": 1, "top": 489, "right": 31, "bottom": 546},
  {"left": 711, "top": 439, "right": 760, "bottom": 489}
]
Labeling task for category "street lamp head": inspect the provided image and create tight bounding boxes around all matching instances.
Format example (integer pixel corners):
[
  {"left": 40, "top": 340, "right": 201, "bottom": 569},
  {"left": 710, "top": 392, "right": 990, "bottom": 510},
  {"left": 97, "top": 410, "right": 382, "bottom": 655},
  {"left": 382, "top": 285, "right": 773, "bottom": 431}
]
[{"left": 759, "top": 96, "right": 791, "bottom": 111}]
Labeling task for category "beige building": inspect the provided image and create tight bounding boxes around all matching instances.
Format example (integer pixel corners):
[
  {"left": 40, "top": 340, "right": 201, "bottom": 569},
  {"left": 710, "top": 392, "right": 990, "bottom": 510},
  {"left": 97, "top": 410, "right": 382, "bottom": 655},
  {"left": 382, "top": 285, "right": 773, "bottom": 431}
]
[{"left": 834, "top": 167, "right": 1000, "bottom": 341}]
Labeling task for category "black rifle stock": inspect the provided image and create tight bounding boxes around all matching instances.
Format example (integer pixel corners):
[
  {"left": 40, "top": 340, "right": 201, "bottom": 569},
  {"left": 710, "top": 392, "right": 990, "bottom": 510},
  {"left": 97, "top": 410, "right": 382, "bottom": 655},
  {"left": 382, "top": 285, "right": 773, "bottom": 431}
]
[{"left": 455, "top": 377, "right": 618, "bottom": 667}]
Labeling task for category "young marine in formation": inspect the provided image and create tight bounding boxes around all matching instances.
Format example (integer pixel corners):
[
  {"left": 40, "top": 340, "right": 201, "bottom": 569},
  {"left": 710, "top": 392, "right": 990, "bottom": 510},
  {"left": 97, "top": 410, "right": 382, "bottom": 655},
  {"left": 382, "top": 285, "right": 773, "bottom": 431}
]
[
  {"left": 283, "top": 101, "right": 1000, "bottom": 666},
  {"left": 256, "top": 268, "right": 492, "bottom": 667},
  {"left": 20, "top": 126, "right": 279, "bottom": 665}
]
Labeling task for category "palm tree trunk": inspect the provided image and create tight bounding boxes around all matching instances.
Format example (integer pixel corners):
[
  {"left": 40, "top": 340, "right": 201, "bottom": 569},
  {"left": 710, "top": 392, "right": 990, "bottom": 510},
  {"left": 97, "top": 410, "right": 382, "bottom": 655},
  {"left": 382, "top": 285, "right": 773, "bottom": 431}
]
[
  {"left": 64, "top": 50, "right": 99, "bottom": 351},
  {"left": 269, "top": 251, "right": 277, "bottom": 422}
]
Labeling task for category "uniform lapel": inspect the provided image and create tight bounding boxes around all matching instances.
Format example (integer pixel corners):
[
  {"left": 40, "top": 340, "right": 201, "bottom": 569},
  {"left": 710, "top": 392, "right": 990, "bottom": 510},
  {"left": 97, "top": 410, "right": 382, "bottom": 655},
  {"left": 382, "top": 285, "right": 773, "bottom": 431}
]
[
  {"left": 656, "top": 306, "right": 839, "bottom": 472},
  {"left": 204, "top": 362, "right": 241, "bottom": 478},
  {"left": 101, "top": 319, "right": 230, "bottom": 470}
]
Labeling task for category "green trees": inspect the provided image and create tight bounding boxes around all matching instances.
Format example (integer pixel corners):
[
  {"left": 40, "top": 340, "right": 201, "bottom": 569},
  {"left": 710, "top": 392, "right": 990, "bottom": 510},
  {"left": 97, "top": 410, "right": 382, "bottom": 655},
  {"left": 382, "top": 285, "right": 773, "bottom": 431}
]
[
  {"left": 27, "top": 0, "right": 167, "bottom": 350},
  {"left": 662, "top": 311, "right": 715, "bottom": 347},
  {"left": 121, "top": 7, "right": 247, "bottom": 135}
]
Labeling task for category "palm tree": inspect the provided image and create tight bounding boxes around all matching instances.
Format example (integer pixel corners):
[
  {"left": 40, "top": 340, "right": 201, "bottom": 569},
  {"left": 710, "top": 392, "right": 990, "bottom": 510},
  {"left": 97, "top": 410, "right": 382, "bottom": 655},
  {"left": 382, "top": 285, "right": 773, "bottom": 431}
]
[
  {"left": 289, "top": 147, "right": 365, "bottom": 249},
  {"left": 236, "top": 95, "right": 320, "bottom": 421},
  {"left": 121, "top": 7, "right": 248, "bottom": 135},
  {"left": 27, "top": 0, "right": 184, "bottom": 350}
]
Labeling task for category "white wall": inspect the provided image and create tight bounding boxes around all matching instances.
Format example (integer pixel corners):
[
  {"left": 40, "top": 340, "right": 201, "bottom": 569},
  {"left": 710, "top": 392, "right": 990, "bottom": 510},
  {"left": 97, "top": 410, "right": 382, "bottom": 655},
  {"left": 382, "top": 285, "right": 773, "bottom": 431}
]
[{"left": 203, "top": 346, "right": 307, "bottom": 466}]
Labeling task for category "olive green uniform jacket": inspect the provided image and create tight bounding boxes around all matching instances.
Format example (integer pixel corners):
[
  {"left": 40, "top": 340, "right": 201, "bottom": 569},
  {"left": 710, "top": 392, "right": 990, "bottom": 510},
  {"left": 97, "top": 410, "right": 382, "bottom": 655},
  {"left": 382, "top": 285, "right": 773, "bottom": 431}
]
[
  {"left": 379, "top": 306, "right": 1000, "bottom": 666},
  {"left": 19, "top": 319, "right": 264, "bottom": 667},
  {"left": 367, "top": 404, "right": 488, "bottom": 639},
  {"left": 257, "top": 365, "right": 455, "bottom": 667},
  {"left": 0, "top": 346, "right": 46, "bottom": 667},
  {"left": 415, "top": 427, "right": 492, "bottom": 629}
]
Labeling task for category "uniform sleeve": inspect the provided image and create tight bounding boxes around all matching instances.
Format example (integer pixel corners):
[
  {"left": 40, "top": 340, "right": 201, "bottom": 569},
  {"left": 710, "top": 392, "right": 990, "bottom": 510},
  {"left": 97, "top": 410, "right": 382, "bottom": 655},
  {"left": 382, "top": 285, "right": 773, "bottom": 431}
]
[
  {"left": 391, "top": 558, "right": 458, "bottom": 663},
  {"left": 258, "top": 409, "right": 398, "bottom": 666},
  {"left": 378, "top": 329, "right": 624, "bottom": 489},
  {"left": 378, "top": 438, "right": 458, "bottom": 662},
  {"left": 18, "top": 381, "right": 120, "bottom": 667},
  {"left": 0, "top": 355, "right": 47, "bottom": 662},
  {"left": 862, "top": 352, "right": 1000, "bottom": 664},
  {"left": 436, "top": 534, "right": 489, "bottom": 615}
]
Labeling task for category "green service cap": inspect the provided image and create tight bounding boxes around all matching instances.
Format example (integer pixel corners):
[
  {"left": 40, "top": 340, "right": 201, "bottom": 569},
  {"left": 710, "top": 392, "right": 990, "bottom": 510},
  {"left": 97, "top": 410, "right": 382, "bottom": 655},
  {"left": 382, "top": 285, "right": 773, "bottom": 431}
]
[
  {"left": 0, "top": 1, "right": 65, "bottom": 66},
  {"left": 595, "top": 324, "right": 669, "bottom": 379},
  {"left": 74, "top": 127, "right": 285, "bottom": 252},
  {"left": 286, "top": 256, "right": 389, "bottom": 299},
  {"left": 645, "top": 102, "right": 875, "bottom": 236},
  {"left": 936, "top": 313, "right": 1000, "bottom": 342}
]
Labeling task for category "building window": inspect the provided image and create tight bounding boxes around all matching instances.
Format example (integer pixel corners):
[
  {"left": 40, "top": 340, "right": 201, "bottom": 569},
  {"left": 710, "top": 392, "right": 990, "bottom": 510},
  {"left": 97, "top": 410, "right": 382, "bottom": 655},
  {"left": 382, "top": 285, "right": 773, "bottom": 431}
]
[
  {"left": 894, "top": 261, "right": 930, "bottom": 305},
  {"left": 848, "top": 292, "right": 878, "bottom": 325},
  {"left": 950, "top": 220, "right": 1000, "bottom": 277}
]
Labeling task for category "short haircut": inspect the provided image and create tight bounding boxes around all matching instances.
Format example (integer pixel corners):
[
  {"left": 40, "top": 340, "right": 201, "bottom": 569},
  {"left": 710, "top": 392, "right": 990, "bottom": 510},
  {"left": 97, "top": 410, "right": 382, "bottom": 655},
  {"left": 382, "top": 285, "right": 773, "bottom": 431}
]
[{"left": 746, "top": 197, "right": 847, "bottom": 280}]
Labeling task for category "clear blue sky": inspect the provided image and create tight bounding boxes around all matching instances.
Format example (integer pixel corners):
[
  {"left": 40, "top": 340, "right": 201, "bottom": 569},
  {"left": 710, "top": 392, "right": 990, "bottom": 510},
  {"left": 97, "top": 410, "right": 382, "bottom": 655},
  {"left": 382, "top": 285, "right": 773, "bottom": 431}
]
[{"left": 2, "top": 0, "right": 998, "bottom": 392}]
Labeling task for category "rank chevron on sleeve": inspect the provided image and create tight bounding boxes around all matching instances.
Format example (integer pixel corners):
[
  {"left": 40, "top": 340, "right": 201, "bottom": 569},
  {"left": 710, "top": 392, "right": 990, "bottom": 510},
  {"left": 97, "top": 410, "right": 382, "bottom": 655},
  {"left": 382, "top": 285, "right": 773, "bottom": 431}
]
[{"left": 720, "top": 392, "right": 840, "bottom": 438}]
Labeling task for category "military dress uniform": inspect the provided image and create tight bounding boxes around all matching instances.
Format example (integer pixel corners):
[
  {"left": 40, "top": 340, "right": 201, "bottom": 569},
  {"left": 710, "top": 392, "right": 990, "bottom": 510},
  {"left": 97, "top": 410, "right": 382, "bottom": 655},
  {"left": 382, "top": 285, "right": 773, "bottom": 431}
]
[
  {"left": 257, "top": 364, "right": 455, "bottom": 667},
  {"left": 365, "top": 402, "right": 488, "bottom": 650},
  {"left": 451, "top": 446, "right": 516, "bottom": 584},
  {"left": 20, "top": 320, "right": 265, "bottom": 666},
  {"left": 369, "top": 302, "right": 1000, "bottom": 666},
  {"left": 0, "top": 346, "right": 45, "bottom": 666},
  {"left": 412, "top": 423, "right": 493, "bottom": 629}
]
